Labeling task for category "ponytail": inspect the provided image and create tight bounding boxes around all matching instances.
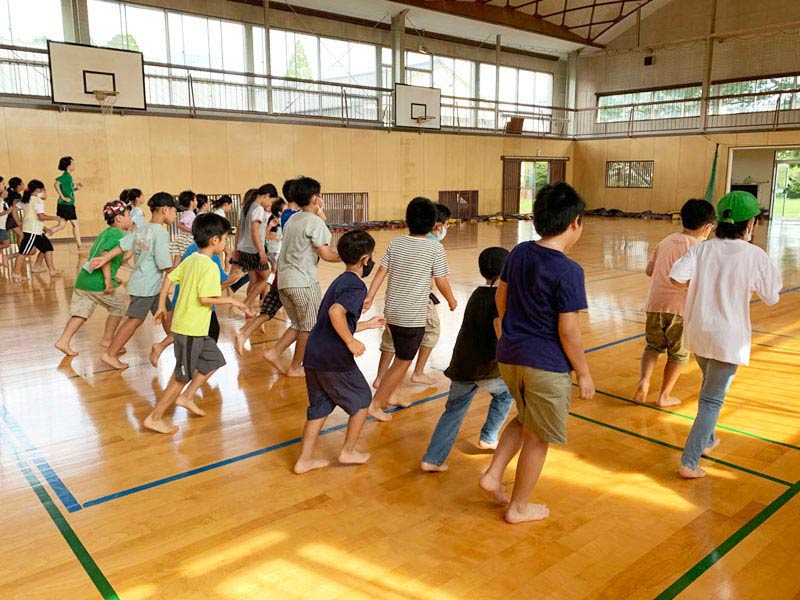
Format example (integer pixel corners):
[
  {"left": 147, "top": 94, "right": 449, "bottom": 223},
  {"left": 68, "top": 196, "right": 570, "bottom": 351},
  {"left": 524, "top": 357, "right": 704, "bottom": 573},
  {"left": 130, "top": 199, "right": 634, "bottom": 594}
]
[
  {"left": 240, "top": 188, "right": 258, "bottom": 222},
  {"left": 21, "top": 179, "right": 44, "bottom": 204}
]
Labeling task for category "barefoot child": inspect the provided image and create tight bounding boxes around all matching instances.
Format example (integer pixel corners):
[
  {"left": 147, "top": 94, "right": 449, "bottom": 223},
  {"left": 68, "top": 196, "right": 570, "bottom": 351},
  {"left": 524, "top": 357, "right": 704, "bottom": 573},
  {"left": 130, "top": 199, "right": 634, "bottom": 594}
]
[
  {"left": 54, "top": 201, "right": 132, "bottom": 356},
  {"left": 50, "top": 156, "right": 84, "bottom": 250},
  {"left": 144, "top": 213, "right": 252, "bottom": 434},
  {"left": 633, "top": 199, "right": 716, "bottom": 407},
  {"left": 363, "top": 197, "right": 457, "bottom": 421},
  {"left": 170, "top": 190, "right": 197, "bottom": 260},
  {"left": 293, "top": 230, "right": 385, "bottom": 473},
  {"left": 670, "top": 191, "right": 782, "bottom": 479},
  {"left": 12, "top": 179, "right": 63, "bottom": 280},
  {"left": 126, "top": 188, "right": 145, "bottom": 234},
  {"left": 479, "top": 183, "right": 595, "bottom": 524},
  {"left": 420, "top": 247, "right": 514, "bottom": 473}
]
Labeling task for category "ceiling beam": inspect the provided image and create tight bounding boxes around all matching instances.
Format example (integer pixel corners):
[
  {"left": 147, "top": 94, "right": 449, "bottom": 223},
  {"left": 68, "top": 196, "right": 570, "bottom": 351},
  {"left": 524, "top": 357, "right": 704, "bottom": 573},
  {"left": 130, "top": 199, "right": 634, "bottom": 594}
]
[{"left": 389, "top": 0, "right": 604, "bottom": 47}]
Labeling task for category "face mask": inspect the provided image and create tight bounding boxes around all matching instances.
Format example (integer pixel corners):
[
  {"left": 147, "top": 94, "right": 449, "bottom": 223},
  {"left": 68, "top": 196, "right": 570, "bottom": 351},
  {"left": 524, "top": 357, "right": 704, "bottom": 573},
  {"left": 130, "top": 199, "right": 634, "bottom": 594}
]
[
  {"left": 362, "top": 258, "right": 375, "bottom": 278},
  {"left": 428, "top": 227, "right": 447, "bottom": 242},
  {"left": 36, "top": 192, "right": 44, "bottom": 200}
]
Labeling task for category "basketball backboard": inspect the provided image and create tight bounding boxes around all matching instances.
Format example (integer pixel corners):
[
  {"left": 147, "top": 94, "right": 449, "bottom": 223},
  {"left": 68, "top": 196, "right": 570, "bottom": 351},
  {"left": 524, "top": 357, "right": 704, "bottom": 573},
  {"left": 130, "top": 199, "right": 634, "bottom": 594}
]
[{"left": 394, "top": 83, "right": 441, "bottom": 130}]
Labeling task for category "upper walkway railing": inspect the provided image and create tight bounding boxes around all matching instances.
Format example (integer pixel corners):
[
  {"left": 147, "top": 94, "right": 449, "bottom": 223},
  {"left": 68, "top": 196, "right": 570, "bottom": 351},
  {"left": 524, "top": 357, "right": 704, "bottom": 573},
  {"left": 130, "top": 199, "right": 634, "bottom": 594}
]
[{"left": 1, "top": 44, "right": 799, "bottom": 139}]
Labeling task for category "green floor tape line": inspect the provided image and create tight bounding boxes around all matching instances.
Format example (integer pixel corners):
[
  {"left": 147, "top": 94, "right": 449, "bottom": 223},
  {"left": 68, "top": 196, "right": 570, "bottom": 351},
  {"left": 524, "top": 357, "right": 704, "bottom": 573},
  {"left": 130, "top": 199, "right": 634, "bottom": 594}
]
[
  {"left": 655, "top": 481, "right": 800, "bottom": 600},
  {"left": 1, "top": 434, "right": 118, "bottom": 599}
]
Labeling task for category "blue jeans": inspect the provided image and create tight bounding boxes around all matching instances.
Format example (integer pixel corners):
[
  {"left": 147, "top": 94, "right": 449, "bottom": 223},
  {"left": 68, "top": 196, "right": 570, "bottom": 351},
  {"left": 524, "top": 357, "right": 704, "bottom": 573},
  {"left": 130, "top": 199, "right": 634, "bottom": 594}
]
[
  {"left": 680, "top": 355, "right": 738, "bottom": 469},
  {"left": 422, "top": 377, "right": 514, "bottom": 466}
]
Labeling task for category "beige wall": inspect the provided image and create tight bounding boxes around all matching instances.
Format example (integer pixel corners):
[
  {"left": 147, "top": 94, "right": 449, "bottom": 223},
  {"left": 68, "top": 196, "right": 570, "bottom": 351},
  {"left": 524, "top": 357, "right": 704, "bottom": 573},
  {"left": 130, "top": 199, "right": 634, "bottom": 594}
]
[
  {"left": 730, "top": 148, "right": 777, "bottom": 209},
  {"left": 0, "top": 107, "right": 572, "bottom": 238}
]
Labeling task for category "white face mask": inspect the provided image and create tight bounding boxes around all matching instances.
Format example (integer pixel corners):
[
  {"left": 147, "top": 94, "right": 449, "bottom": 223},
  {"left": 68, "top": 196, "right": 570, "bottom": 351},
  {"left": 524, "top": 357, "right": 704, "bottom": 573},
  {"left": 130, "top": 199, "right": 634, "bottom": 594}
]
[{"left": 36, "top": 192, "right": 44, "bottom": 200}]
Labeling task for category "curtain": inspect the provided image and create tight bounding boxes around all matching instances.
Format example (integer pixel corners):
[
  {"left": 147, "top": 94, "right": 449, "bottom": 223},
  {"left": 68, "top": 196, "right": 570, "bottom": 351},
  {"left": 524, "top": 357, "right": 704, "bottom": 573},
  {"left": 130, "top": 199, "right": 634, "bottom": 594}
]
[{"left": 502, "top": 158, "right": 521, "bottom": 215}]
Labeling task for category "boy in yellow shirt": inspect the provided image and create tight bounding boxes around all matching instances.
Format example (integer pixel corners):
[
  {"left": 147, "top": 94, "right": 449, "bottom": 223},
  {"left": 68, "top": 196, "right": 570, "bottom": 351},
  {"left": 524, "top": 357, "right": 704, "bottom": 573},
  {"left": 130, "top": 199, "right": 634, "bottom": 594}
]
[{"left": 145, "top": 213, "right": 252, "bottom": 434}]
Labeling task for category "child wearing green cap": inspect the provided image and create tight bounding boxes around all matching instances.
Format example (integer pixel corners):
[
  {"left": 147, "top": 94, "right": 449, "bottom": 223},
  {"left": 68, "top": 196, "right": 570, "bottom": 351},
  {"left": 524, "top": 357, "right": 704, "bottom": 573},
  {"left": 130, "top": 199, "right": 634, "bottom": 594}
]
[{"left": 669, "top": 191, "right": 782, "bottom": 479}]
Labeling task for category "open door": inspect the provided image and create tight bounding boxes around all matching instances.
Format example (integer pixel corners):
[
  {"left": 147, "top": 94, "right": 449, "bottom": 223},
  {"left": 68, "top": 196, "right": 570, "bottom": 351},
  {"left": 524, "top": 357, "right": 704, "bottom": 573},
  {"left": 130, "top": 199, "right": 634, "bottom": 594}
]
[{"left": 502, "top": 157, "right": 568, "bottom": 214}]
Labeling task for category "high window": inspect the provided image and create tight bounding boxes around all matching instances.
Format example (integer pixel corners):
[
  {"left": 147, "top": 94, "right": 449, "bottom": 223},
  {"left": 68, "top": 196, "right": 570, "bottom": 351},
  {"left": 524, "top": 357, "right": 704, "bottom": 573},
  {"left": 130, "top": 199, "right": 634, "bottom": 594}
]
[{"left": 0, "top": 0, "right": 64, "bottom": 48}]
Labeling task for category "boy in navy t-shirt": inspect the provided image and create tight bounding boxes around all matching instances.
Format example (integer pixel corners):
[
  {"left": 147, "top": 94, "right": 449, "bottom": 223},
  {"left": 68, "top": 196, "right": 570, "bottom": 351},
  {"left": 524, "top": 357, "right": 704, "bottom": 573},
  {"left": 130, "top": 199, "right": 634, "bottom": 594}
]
[
  {"left": 294, "top": 230, "right": 385, "bottom": 474},
  {"left": 480, "top": 183, "right": 595, "bottom": 524}
]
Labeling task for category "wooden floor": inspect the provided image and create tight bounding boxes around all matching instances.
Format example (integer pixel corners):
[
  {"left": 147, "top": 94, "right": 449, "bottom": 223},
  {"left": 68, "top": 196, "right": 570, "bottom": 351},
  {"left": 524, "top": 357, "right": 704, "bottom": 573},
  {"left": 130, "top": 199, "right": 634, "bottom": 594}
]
[{"left": 1, "top": 218, "right": 799, "bottom": 600}]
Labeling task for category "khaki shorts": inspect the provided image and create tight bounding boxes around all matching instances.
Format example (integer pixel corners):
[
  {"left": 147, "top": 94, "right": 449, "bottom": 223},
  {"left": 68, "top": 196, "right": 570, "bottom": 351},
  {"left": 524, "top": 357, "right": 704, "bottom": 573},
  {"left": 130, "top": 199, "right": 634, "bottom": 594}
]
[
  {"left": 499, "top": 363, "right": 572, "bottom": 444},
  {"left": 279, "top": 284, "right": 322, "bottom": 333},
  {"left": 380, "top": 299, "right": 440, "bottom": 353},
  {"left": 645, "top": 312, "right": 689, "bottom": 365},
  {"left": 70, "top": 287, "right": 127, "bottom": 319}
]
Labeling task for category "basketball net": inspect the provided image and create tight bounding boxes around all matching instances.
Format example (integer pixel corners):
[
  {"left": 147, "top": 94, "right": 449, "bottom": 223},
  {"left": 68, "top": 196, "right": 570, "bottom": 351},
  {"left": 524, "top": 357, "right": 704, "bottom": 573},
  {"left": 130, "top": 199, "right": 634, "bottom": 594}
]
[{"left": 93, "top": 90, "right": 119, "bottom": 116}]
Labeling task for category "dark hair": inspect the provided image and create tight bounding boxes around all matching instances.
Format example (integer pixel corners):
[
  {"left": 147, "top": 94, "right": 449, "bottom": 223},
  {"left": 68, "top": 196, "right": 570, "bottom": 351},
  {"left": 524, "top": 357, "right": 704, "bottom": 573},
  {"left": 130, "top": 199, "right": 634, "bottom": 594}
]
[
  {"left": 147, "top": 191, "right": 176, "bottom": 211},
  {"left": 337, "top": 230, "right": 375, "bottom": 265},
  {"left": 21, "top": 179, "right": 45, "bottom": 203},
  {"left": 126, "top": 188, "right": 143, "bottom": 204},
  {"left": 193, "top": 212, "right": 231, "bottom": 248},
  {"left": 240, "top": 188, "right": 258, "bottom": 221},
  {"left": 434, "top": 203, "right": 451, "bottom": 224},
  {"left": 479, "top": 247, "right": 509, "bottom": 281},
  {"left": 406, "top": 197, "right": 437, "bottom": 235},
  {"left": 258, "top": 183, "right": 278, "bottom": 198},
  {"left": 214, "top": 194, "right": 233, "bottom": 209},
  {"left": 533, "top": 183, "right": 585, "bottom": 238},
  {"left": 270, "top": 198, "right": 286, "bottom": 218},
  {"left": 0, "top": 176, "right": 3, "bottom": 185},
  {"left": 177, "top": 190, "right": 195, "bottom": 210},
  {"left": 680, "top": 199, "right": 716, "bottom": 230},
  {"left": 118, "top": 189, "right": 129, "bottom": 202},
  {"left": 196, "top": 194, "right": 209, "bottom": 212},
  {"left": 293, "top": 176, "right": 321, "bottom": 207},
  {"left": 282, "top": 179, "right": 296, "bottom": 203},
  {"left": 8, "top": 177, "right": 22, "bottom": 190},
  {"left": 58, "top": 156, "right": 73, "bottom": 171},
  {"left": 716, "top": 220, "right": 751, "bottom": 240}
]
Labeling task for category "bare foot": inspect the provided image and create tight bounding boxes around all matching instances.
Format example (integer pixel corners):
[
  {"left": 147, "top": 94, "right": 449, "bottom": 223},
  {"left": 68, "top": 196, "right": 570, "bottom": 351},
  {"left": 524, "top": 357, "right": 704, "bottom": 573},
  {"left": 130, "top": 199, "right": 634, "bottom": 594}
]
[
  {"left": 372, "top": 377, "right": 382, "bottom": 390},
  {"left": 633, "top": 381, "right": 649, "bottom": 403},
  {"left": 421, "top": 461, "right": 448, "bottom": 473},
  {"left": 234, "top": 334, "right": 246, "bottom": 356},
  {"left": 368, "top": 404, "right": 392, "bottom": 422},
  {"left": 479, "top": 471, "right": 509, "bottom": 504},
  {"left": 286, "top": 366, "right": 306, "bottom": 378},
  {"left": 410, "top": 373, "right": 437, "bottom": 385},
  {"left": 31, "top": 265, "right": 47, "bottom": 273},
  {"left": 54, "top": 340, "right": 78, "bottom": 356},
  {"left": 176, "top": 395, "right": 206, "bottom": 417},
  {"left": 657, "top": 396, "right": 682, "bottom": 407},
  {"left": 704, "top": 438, "right": 721, "bottom": 453},
  {"left": 100, "top": 352, "right": 129, "bottom": 370},
  {"left": 338, "top": 450, "right": 370, "bottom": 465},
  {"left": 149, "top": 344, "right": 164, "bottom": 368},
  {"left": 293, "top": 458, "right": 330, "bottom": 474},
  {"left": 477, "top": 439, "right": 498, "bottom": 450},
  {"left": 678, "top": 465, "right": 706, "bottom": 479},
  {"left": 143, "top": 415, "right": 178, "bottom": 435},
  {"left": 262, "top": 348, "right": 286, "bottom": 374},
  {"left": 49, "top": 270, "right": 64, "bottom": 277},
  {"left": 505, "top": 502, "right": 550, "bottom": 524},
  {"left": 387, "top": 396, "right": 412, "bottom": 408},
  {"left": 259, "top": 322, "right": 268, "bottom": 335}
]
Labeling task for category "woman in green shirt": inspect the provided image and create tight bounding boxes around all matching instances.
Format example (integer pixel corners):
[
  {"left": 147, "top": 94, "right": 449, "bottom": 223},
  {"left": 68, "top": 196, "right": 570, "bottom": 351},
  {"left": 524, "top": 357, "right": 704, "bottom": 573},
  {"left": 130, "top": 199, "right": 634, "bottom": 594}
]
[{"left": 51, "top": 155, "right": 84, "bottom": 251}]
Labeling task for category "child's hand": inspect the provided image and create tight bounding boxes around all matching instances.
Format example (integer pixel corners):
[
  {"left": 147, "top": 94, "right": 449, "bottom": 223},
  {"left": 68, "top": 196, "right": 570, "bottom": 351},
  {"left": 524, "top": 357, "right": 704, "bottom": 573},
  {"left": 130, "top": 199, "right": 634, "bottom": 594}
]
[
  {"left": 448, "top": 298, "right": 458, "bottom": 311},
  {"left": 365, "top": 316, "right": 386, "bottom": 329},
  {"left": 577, "top": 373, "right": 595, "bottom": 400},
  {"left": 347, "top": 339, "right": 366, "bottom": 357},
  {"left": 228, "top": 270, "right": 245, "bottom": 283},
  {"left": 258, "top": 249, "right": 268, "bottom": 265},
  {"left": 75, "top": 183, "right": 83, "bottom": 190},
  {"left": 154, "top": 308, "right": 167, "bottom": 324},
  {"left": 103, "top": 283, "right": 114, "bottom": 295},
  {"left": 43, "top": 227, "right": 52, "bottom": 236},
  {"left": 88, "top": 256, "right": 107, "bottom": 270},
  {"left": 233, "top": 299, "right": 255, "bottom": 317},
  {"left": 362, "top": 297, "right": 373, "bottom": 312}
]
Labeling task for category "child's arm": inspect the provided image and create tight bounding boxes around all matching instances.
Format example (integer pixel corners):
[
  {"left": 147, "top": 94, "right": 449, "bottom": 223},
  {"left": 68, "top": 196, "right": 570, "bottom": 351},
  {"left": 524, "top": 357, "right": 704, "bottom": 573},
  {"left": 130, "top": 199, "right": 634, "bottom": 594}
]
[
  {"left": 54, "top": 180, "right": 63, "bottom": 200},
  {"left": 645, "top": 256, "right": 655, "bottom": 277},
  {"left": 362, "top": 265, "right": 388, "bottom": 311},
  {"left": 37, "top": 212, "right": 60, "bottom": 223},
  {"left": 200, "top": 295, "right": 254, "bottom": 317},
  {"left": 250, "top": 219, "right": 268, "bottom": 264},
  {"left": 494, "top": 281, "right": 507, "bottom": 338},
  {"left": 88, "top": 246, "right": 124, "bottom": 270},
  {"left": 558, "top": 312, "right": 595, "bottom": 400},
  {"left": 433, "top": 276, "right": 457, "bottom": 311},
  {"left": 315, "top": 244, "right": 341, "bottom": 263},
  {"left": 153, "top": 277, "right": 174, "bottom": 324},
  {"left": 328, "top": 304, "right": 383, "bottom": 357},
  {"left": 356, "top": 316, "right": 386, "bottom": 332},
  {"left": 101, "top": 262, "right": 114, "bottom": 294},
  {"left": 177, "top": 222, "right": 193, "bottom": 234}
]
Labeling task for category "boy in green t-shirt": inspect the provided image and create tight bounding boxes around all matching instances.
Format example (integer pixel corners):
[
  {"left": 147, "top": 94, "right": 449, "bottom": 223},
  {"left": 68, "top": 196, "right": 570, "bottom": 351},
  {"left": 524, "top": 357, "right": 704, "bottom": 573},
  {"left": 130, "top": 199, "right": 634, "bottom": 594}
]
[
  {"left": 54, "top": 200, "right": 131, "bottom": 356},
  {"left": 50, "top": 156, "right": 84, "bottom": 250},
  {"left": 144, "top": 213, "right": 253, "bottom": 434}
]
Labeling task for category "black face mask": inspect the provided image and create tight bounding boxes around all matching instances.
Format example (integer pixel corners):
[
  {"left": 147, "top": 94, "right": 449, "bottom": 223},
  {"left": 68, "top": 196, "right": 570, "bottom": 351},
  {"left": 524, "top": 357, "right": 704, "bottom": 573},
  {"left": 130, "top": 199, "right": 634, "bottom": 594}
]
[{"left": 362, "top": 258, "right": 375, "bottom": 278}]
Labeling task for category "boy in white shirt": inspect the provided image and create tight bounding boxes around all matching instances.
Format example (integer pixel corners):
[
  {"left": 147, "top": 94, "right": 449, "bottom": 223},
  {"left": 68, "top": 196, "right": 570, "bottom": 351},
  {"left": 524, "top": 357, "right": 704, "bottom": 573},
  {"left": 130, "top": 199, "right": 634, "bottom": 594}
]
[{"left": 670, "top": 191, "right": 782, "bottom": 479}]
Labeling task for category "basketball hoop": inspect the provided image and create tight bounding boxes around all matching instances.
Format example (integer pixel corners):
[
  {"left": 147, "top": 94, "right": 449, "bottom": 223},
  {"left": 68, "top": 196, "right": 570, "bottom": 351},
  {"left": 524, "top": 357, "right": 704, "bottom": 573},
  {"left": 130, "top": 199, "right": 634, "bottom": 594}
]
[
  {"left": 92, "top": 90, "right": 119, "bottom": 115},
  {"left": 414, "top": 115, "right": 435, "bottom": 126}
]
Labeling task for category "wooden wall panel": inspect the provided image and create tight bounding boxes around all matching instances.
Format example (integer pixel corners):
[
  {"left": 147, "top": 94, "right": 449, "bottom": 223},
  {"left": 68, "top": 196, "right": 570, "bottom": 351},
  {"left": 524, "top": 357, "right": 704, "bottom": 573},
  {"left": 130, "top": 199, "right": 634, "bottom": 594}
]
[
  {"left": 375, "top": 132, "right": 402, "bottom": 193},
  {"left": 292, "top": 126, "right": 324, "bottom": 179},
  {"left": 225, "top": 121, "right": 262, "bottom": 193},
  {"left": 261, "top": 123, "right": 294, "bottom": 184},
  {"left": 322, "top": 128, "right": 352, "bottom": 192},
  {"left": 0, "top": 110, "right": 10, "bottom": 177},
  {"left": 444, "top": 135, "right": 466, "bottom": 191},
  {"left": 104, "top": 115, "right": 153, "bottom": 202},
  {"left": 4, "top": 108, "right": 62, "bottom": 190},
  {"left": 652, "top": 137, "right": 680, "bottom": 213},
  {"left": 400, "top": 133, "right": 424, "bottom": 196},
  {"left": 350, "top": 130, "right": 377, "bottom": 193},
  {"left": 422, "top": 134, "right": 446, "bottom": 192},
  {"left": 189, "top": 119, "right": 229, "bottom": 195},
  {"left": 148, "top": 117, "right": 191, "bottom": 194},
  {"left": 482, "top": 137, "right": 503, "bottom": 194},
  {"left": 464, "top": 137, "right": 484, "bottom": 190}
]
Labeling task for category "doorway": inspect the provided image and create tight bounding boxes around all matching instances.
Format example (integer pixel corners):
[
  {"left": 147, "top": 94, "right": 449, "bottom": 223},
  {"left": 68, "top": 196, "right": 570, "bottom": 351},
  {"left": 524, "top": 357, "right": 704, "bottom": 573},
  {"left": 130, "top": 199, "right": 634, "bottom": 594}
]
[
  {"left": 519, "top": 162, "right": 550, "bottom": 213},
  {"left": 502, "top": 157, "right": 567, "bottom": 214},
  {"left": 772, "top": 150, "right": 800, "bottom": 219}
]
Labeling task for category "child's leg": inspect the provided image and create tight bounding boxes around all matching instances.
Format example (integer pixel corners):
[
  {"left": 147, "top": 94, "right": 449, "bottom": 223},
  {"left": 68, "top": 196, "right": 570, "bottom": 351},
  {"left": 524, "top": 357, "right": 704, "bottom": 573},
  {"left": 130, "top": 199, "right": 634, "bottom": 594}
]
[
  {"left": 410, "top": 304, "right": 440, "bottom": 385},
  {"left": 235, "top": 314, "right": 270, "bottom": 354},
  {"left": 101, "top": 315, "right": 124, "bottom": 348},
  {"left": 49, "top": 218, "right": 66, "bottom": 235},
  {"left": 12, "top": 253, "right": 27, "bottom": 279},
  {"left": 31, "top": 252, "right": 47, "bottom": 272},
  {"left": 339, "top": 408, "right": 370, "bottom": 464},
  {"left": 149, "top": 308, "right": 175, "bottom": 367},
  {"left": 42, "top": 251, "right": 63, "bottom": 276},
  {"left": 369, "top": 357, "right": 413, "bottom": 421},
  {"left": 656, "top": 361, "right": 683, "bottom": 407},
  {"left": 175, "top": 368, "right": 219, "bottom": 417},
  {"left": 263, "top": 327, "right": 299, "bottom": 374},
  {"left": 478, "top": 379, "right": 515, "bottom": 449},
  {"left": 287, "top": 331, "right": 309, "bottom": 377},
  {"left": 54, "top": 316, "right": 86, "bottom": 356},
  {"left": 70, "top": 220, "right": 82, "bottom": 250},
  {"left": 421, "top": 380, "right": 479, "bottom": 471},
  {"left": 242, "top": 271, "right": 269, "bottom": 307},
  {"left": 505, "top": 430, "right": 550, "bottom": 524},
  {"left": 479, "top": 418, "right": 524, "bottom": 504},
  {"left": 679, "top": 356, "right": 738, "bottom": 478},
  {"left": 656, "top": 317, "right": 690, "bottom": 407},
  {"left": 101, "top": 317, "right": 144, "bottom": 369},
  {"left": 293, "top": 417, "right": 330, "bottom": 474},
  {"left": 633, "top": 348, "right": 659, "bottom": 403},
  {"left": 410, "top": 344, "right": 436, "bottom": 385},
  {"left": 143, "top": 376, "right": 186, "bottom": 434},
  {"left": 372, "top": 350, "right": 393, "bottom": 389}
]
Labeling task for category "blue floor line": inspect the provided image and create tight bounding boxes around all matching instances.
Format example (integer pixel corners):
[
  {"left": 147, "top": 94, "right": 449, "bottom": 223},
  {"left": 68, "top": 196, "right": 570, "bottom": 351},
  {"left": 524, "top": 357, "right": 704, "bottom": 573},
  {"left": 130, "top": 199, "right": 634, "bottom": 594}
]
[{"left": 586, "top": 333, "right": 646, "bottom": 353}]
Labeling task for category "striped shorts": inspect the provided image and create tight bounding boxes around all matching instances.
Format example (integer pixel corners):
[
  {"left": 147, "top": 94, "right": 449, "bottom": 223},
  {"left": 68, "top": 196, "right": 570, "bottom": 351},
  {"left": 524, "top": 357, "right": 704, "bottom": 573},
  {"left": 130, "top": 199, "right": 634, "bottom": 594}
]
[
  {"left": 278, "top": 284, "right": 322, "bottom": 333},
  {"left": 19, "top": 232, "right": 53, "bottom": 255}
]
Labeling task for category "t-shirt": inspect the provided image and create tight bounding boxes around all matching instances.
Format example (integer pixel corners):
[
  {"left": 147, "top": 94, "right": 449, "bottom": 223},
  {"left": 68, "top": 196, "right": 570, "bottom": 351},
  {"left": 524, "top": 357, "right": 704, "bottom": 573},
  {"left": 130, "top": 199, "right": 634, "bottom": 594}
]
[
  {"left": 280, "top": 208, "right": 298, "bottom": 229},
  {"left": 381, "top": 235, "right": 449, "bottom": 328},
  {"left": 304, "top": 271, "right": 367, "bottom": 372},
  {"left": 444, "top": 286, "right": 501, "bottom": 382},
  {"left": 670, "top": 238, "right": 782, "bottom": 366},
  {"left": 266, "top": 226, "right": 282, "bottom": 254},
  {"left": 173, "top": 242, "right": 228, "bottom": 312},
  {"left": 168, "top": 253, "right": 221, "bottom": 337},
  {"left": 277, "top": 210, "right": 331, "bottom": 289},
  {"left": 178, "top": 210, "right": 196, "bottom": 237},
  {"left": 118, "top": 222, "right": 172, "bottom": 297},
  {"left": 214, "top": 208, "right": 226, "bottom": 217},
  {"left": 0, "top": 199, "right": 8, "bottom": 229},
  {"left": 237, "top": 203, "right": 266, "bottom": 253},
  {"left": 644, "top": 232, "right": 699, "bottom": 316},
  {"left": 75, "top": 227, "right": 126, "bottom": 292},
  {"left": 130, "top": 206, "right": 145, "bottom": 230},
  {"left": 56, "top": 171, "right": 75, "bottom": 205},
  {"left": 497, "top": 242, "right": 588, "bottom": 373},
  {"left": 22, "top": 200, "right": 45, "bottom": 235}
]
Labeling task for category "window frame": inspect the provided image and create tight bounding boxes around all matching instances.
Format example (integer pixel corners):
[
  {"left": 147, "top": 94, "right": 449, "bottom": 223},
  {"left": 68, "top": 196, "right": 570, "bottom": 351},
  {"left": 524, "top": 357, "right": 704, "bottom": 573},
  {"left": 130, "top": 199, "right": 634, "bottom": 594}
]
[{"left": 605, "top": 161, "right": 654, "bottom": 189}]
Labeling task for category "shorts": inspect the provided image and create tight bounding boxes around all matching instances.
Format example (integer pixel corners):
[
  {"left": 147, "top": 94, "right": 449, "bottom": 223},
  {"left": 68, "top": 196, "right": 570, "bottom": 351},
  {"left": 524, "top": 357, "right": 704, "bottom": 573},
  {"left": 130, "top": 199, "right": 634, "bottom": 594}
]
[
  {"left": 0, "top": 228, "right": 8, "bottom": 242},
  {"left": 380, "top": 300, "right": 440, "bottom": 353},
  {"left": 236, "top": 251, "right": 270, "bottom": 272},
  {"left": 19, "top": 232, "right": 53, "bottom": 255},
  {"left": 305, "top": 366, "right": 372, "bottom": 420},
  {"left": 279, "top": 284, "right": 322, "bottom": 332},
  {"left": 56, "top": 204, "right": 77, "bottom": 221},
  {"left": 260, "top": 284, "right": 283, "bottom": 317},
  {"left": 499, "top": 363, "right": 572, "bottom": 444},
  {"left": 70, "top": 287, "right": 127, "bottom": 319},
  {"left": 386, "top": 324, "right": 426, "bottom": 361},
  {"left": 173, "top": 333, "right": 226, "bottom": 383},
  {"left": 169, "top": 235, "right": 193, "bottom": 256},
  {"left": 6, "top": 213, "right": 17, "bottom": 230},
  {"left": 645, "top": 312, "right": 689, "bottom": 365},
  {"left": 208, "top": 311, "right": 220, "bottom": 342},
  {"left": 127, "top": 294, "right": 174, "bottom": 320}
]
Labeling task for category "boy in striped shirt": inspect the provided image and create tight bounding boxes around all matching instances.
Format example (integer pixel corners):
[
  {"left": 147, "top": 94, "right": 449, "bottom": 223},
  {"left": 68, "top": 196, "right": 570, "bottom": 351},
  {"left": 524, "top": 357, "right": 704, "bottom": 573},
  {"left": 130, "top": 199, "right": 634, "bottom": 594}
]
[{"left": 364, "top": 197, "right": 457, "bottom": 421}]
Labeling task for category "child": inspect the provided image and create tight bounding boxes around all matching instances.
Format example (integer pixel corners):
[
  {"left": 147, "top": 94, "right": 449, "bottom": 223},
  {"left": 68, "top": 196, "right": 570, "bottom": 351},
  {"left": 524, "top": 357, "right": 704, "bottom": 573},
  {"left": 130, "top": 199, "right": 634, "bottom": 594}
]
[
  {"left": 266, "top": 197, "right": 285, "bottom": 268},
  {"left": 196, "top": 194, "right": 210, "bottom": 214},
  {"left": 264, "top": 177, "right": 340, "bottom": 377},
  {"left": 670, "top": 191, "right": 782, "bottom": 479},
  {"left": 294, "top": 230, "right": 385, "bottom": 473},
  {"left": 12, "top": 179, "right": 62, "bottom": 280},
  {"left": 4, "top": 177, "right": 24, "bottom": 245},
  {"left": 0, "top": 178, "right": 10, "bottom": 262},
  {"left": 50, "top": 156, "right": 84, "bottom": 250},
  {"left": 421, "top": 247, "right": 514, "bottom": 472},
  {"left": 145, "top": 213, "right": 252, "bottom": 434},
  {"left": 213, "top": 195, "right": 233, "bottom": 217},
  {"left": 633, "top": 199, "right": 716, "bottom": 407},
  {"left": 89, "top": 192, "right": 178, "bottom": 369},
  {"left": 170, "top": 190, "right": 197, "bottom": 259},
  {"left": 280, "top": 179, "right": 299, "bottom": 228},
  {"left": 54, "top": 201, "right": 132, "bottom": 356},
  {"left": 479, "top": 183, "right": 594, "bottom": 524},
  {"left": 127, "top": 188, "right": 145, "bottom": 234},
  {"left": 373, "top": 202, "right": 451, "bottom": 390},
  {"left": 363, "top": 197, "right": 457, "bottom": 421},
  {"left": 234, "top": 184, "right": 276, "bottom": 307}
]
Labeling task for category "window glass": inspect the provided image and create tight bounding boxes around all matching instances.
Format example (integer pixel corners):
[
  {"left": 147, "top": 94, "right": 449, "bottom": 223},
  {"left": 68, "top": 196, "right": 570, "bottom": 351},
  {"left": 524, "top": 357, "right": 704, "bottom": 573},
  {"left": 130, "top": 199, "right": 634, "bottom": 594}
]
[
  {"left": 381, "top": 47, "right": 392, "bottom": 87},
  {"left": 125, "top": 4, "right": 167, "bottom": 61},
  {"left": 271, "top": 29, "right": 318, "bottom": 80},
  {"left": 0, "top": 0, "right": 64, "bottom": 47},
  {"left": 479, "top": 63, "right": 496, "bottom": 100},
  {"left": 253, "top": 26, "right": 267, "bottom": 75},
  {"left": 517, "top": 69, "right": 535, "bottom": 105},
  {"left": 498, "top": 67, "right": 516, "bottom": 103},
  {"left": 88, "top": 0, "right": 123, "bottom": 48},
  {"left": 320, "top": 37, "right": 376, "bottom": 86}
]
